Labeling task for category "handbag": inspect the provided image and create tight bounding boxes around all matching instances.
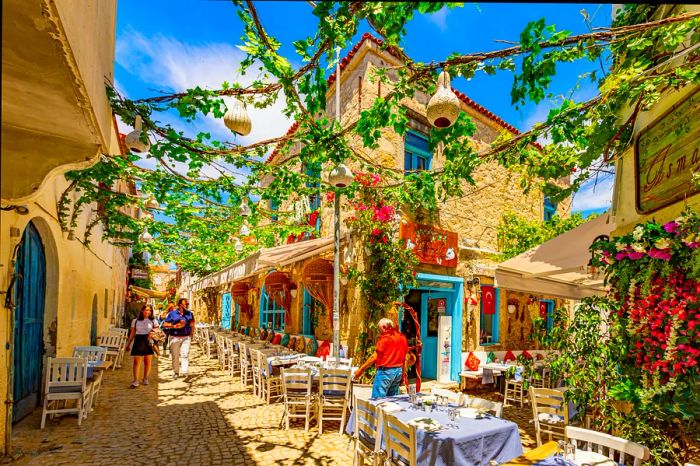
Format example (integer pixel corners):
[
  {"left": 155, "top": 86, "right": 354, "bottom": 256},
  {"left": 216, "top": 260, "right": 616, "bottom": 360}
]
[{"left": 149, "top": 327, "right": 166, "bottom": 345}]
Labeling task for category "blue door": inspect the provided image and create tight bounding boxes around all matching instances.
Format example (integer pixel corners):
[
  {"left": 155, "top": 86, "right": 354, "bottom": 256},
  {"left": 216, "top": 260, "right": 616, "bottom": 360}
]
[
  {"left": 420, "top": 292, "right": 450, "bottom": 380},
  {"left": 13, "top": 222, "right": 46, "bottom": 423}
]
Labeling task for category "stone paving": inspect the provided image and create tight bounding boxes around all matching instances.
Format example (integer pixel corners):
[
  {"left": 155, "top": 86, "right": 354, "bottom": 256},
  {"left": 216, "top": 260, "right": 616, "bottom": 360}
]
[{"left": 7, "top": 346, "right": 538, "bottom": 465}]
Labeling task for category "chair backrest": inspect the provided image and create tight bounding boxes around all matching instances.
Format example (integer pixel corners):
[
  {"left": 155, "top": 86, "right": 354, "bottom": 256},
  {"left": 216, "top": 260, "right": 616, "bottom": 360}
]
[
  {"left": 326, "top": 356, "right": 353, "bottom": 367},
  {"left": 384, "top": 413, "right": 416, "bottom": 466},
  {"left": 109, "top": 327, "right": 129, "bottom": 337},
  {"left": 354, "top": 398, "right": 379, "bottom": 449},
  {"left": 45, "top": 357, "right": 88, "bottom": 393},
  {"left": 97, "top": 333, "right": 123, "bottom": 349},
  {"left": 530, "top": 387, "right": 569, "bottom": 422},
  {"left": 318, "top": 368, "right": 352, "bottom": 398},
  {"left": 566, "top": 426, "right": 650, "bottom": 465},
  {"left": 239, "top": 342, "right": 249, "bottom": 364},
  {"left": 281, "top": 367, "right": 312, "bottom": 397},
  {"left": 72, "top": 346, "right": 107, "bottom": 363},
  {"left": 431, "top": 387, "right": 463, "bottom": 406},
  {"left": 464, "top": 396, "right": 503, "bottom": 417}
]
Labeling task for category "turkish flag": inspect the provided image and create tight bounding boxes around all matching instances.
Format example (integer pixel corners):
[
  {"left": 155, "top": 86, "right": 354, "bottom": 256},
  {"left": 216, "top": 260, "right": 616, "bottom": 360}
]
[
  {"left": 539, "top": 302, "right": 548, "bottom": 318},
  {"left": 482, "top": 286, "right": 495, "bottom": 315}
]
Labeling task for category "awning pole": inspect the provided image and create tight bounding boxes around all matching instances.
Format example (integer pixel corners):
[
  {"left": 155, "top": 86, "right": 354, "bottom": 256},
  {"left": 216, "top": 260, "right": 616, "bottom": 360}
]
[{"left": 332, "top": 46, "right": 341, "bottom": 360}]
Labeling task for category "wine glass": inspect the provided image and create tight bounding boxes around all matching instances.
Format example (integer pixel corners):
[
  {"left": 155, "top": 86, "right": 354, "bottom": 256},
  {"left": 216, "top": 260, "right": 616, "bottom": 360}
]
[
  {"left": 447, "top": 407, "right": 459, "bottom": 429},
  {"left": 556, "top": 440, "right": 566, "bottom": 457}
]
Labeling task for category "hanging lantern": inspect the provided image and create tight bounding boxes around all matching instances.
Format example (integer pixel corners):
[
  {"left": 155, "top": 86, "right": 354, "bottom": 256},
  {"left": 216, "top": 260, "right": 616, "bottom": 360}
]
[
  {"left": 234, "top": 237, "right": 244, "bottom": 252},
  {"left": 238, "top": 198, "right": 252, "bottom": 217},
  {"left": 328, "top": 163, "right": 354, "bottom": 188},
  {"left": 240, "top": 222, "right": 250, "bottom": 236},
  {"left": 139, "top": 229, "right": 153, "bottom": 243},
  {"left": 223, "top": 99, "right": 252, "bottom": 136},
  {"left": 426, "top": 70, "right": 461, "bottom": 128},
  {"left": 125, "top": 115, "right": 151, "bottom": 153},
  {"left": 145, "top": 195, "right": 160, "bottom": 210}
]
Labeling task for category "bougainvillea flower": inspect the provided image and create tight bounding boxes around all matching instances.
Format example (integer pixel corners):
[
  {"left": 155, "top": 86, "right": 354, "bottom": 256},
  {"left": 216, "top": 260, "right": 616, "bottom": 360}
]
[
  {"left": 627, "top": 251, "right": 646, "bottom": 260},
  {"left": 662, "top": 221, "right": 679, "bottom": 234},
  {"left": 647, "top": 248, "right": 672, "bottom": 261}
]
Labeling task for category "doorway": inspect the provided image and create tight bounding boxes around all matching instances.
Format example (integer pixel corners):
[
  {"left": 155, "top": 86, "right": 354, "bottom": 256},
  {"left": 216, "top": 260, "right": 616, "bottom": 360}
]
[{"left": 12, "top": 222, "right": 46, "bottom": 423}]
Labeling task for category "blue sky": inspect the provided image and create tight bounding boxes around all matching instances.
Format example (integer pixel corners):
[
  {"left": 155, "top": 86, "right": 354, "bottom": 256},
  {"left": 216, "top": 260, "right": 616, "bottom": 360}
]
[{"left": 115, "top": 1, "right": 614, "bottom": 217}]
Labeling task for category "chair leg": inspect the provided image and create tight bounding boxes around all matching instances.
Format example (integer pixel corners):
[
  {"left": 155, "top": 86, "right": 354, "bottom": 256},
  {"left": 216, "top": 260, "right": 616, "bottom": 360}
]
[
  {"left": 339, "top": 403, "right": 347, "bottom": 434},
  {"left": 318, "top": 401, "right": 323, "bottom": 434},
  {"left": 41, "top": 398, "right": 49, "bottom": 429}
]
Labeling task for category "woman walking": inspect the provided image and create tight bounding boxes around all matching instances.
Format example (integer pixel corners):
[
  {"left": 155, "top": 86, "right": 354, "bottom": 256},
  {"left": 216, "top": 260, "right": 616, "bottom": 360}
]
[{"left": 125, "top": 304, "right": 159, "bottom": 388}]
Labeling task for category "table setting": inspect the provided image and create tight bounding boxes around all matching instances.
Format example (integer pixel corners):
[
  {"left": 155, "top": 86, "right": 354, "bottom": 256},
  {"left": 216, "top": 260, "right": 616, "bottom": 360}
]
[{"left": 346, "top": 394, "right": 523, "bottom": 465}]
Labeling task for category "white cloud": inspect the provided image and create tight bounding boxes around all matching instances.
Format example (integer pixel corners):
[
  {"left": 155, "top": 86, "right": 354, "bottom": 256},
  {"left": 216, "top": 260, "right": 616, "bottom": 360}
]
[
  {"left": 115, "top": 28, "right": 292, "bottom": 146},
  {"left": 426, "top": 6, "right": 450, "bottom": 31},
  {"left": 571, "top": 175, "right": 614, "bottom": 212}
]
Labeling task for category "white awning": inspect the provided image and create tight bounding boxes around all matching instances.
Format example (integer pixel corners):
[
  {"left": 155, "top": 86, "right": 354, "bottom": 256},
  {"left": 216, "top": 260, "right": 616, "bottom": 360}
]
[
  {"left": 495, "top": 213, "right": 615, "bottom": 300},
  {"left": 191, "top": 236, "right": 337, "bottom": 292}
]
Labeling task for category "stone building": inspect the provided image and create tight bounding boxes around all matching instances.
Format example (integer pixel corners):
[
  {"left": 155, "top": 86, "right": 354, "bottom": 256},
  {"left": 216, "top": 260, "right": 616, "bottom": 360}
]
[
  {"left": 0, "top": 0, "right": 129, "bottom": 453},
  {"left": 190, "top": 34, "right": 571, "bottom": 383}
]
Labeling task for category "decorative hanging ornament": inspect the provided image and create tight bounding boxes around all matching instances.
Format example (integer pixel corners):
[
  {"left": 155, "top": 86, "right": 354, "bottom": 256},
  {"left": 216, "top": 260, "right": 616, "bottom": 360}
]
[
  {"left": 223, "top": 99, "right": 252, "bottom": 136},
  {"left": 426, "top": 70, "right": 461, "bottom": 128},
  {"left": 125, "top": 115, "right": 151, "bottom": 153},
  {"left": 240, "top": 222, "right": 250, "bottom": 236},
  {"left": 145, "top": 195, "right": 160, "bottom": 210},
  {"left": 234, "top": 237, "right": 244, "bottom": 252},
  {"left": 238, "top": 198, "right": 252, "bottom": 217},
  {"left": 328, "top": 163, "right": 354, "bottom": 188},
  {"left": 139, "top": 229, "right": 153, "bottom": 243}
]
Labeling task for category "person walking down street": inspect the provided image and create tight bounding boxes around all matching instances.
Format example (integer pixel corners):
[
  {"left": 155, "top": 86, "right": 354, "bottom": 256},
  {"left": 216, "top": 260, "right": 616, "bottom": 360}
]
[
  {"left": 353, "top": 318, "right": 408, "bottom": 399},
  {"left": 125, "top": 304, "right": 159, "bottom": 388},
  {"left": 162, "top": 298, "right": 195, "bottom": 380},
  {"left": 159, "top": 303, "right": 175, "bottom": 356}
]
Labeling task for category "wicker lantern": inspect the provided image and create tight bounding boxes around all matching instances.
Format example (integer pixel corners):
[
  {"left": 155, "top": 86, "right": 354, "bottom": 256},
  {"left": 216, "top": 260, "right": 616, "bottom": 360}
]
[
  {"left": 224, "top": 99, "right": 252, "bottom": 136},
  {"left": 125, "top": 115, "right": 151, "bottom": 153}
]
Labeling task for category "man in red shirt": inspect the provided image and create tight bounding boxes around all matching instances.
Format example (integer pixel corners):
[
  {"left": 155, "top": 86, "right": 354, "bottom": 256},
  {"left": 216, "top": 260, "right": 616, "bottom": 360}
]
[{"left": 353, "top": 318, "right": 408, "bottom": 398}]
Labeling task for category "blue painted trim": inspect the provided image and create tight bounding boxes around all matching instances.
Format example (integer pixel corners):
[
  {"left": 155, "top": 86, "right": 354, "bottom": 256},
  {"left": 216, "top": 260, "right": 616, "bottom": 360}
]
[
  {"left": 540, "top": 299, "right": 555, "bottom": 333},
  {"left": 404, "top": 129, "right": 433, "bottom": 173},
  {"left": 415, "top": 273, "right": 463, "bottom": 382}
]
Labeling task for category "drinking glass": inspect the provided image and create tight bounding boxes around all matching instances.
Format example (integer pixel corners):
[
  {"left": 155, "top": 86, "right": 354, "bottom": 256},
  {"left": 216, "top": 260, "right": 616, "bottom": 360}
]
[
  {"left": 556, "top": 440, "right": 566, "bottom": 457},
  {"left": 447, "top": 407, "right": 459, "bottom": 429},
  {"left": 565, "top": 441, "right": 576, "bottom": 460}
]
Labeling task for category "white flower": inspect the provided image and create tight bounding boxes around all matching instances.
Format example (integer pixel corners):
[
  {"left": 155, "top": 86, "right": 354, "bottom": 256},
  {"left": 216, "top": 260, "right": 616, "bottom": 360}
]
[
  {"left": 615, "top": 242, "right": 627, "bottom": 251},
  {"left": 631, "top": 243, "right": 646, "bottom": 253},
  {"left": 674, "top": 215, "right": 687, "bottom": 225},
  {"left": 654, "top": 238, "right": 672, "bottom": 250},
  {"left": 632, "top": 226, "right": 644, "bottom": 241}
]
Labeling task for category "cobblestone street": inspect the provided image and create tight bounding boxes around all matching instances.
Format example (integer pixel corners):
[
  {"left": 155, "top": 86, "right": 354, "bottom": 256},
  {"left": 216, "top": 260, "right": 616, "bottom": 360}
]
[{"left": 7, "top": 346, "right": 538, "bottom": 465}]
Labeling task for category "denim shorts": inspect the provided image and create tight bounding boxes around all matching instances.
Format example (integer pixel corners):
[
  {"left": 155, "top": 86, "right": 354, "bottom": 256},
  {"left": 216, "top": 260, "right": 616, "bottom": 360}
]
[{"left": 372, "top": 367, "right": 403, "bottom": 398}]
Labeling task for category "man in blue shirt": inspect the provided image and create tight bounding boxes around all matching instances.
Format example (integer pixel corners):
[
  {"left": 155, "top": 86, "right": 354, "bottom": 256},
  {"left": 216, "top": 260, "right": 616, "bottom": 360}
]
[{"left": 162, "top": 298, "right": 195, "bottom": 380}]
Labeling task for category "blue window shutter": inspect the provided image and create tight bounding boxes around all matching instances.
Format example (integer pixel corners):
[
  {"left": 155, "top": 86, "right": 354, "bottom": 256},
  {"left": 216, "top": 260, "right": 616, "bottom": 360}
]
[{"left": 404, "top": 130, "right": 432, "bottom": 174}]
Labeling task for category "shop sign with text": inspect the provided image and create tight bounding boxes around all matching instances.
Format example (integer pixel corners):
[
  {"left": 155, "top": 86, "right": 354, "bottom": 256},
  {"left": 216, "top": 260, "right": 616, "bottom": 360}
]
[
  {"left": 636, "top": 88, "right": 700, "bottom": 214},
  {"left": 400, "top": 222, "right": 458, "bottom": 267}
]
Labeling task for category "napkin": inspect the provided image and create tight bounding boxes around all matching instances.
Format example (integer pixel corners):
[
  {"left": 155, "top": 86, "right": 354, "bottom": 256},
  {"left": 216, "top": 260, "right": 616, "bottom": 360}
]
[
  {"left": 375, "top": 401, "right": 403, "bottom": 413},
  {"left": 407, "top": 417, "right": 442, "bottom": 432},
  {"left": 459, "top": 407, "right": 485, "bottom": 419}
]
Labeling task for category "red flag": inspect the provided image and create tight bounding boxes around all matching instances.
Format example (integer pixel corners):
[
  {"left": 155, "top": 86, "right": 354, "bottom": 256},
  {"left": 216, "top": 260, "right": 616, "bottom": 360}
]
[{"left": 482, "top": 286, "right": 496, "bottom": 315}]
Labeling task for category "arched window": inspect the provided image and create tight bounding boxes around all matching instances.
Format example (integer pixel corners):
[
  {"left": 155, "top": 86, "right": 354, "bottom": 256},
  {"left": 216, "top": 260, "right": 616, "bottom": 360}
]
[{"left": 260, "top": 284, "right": 285, "bottom": 331}]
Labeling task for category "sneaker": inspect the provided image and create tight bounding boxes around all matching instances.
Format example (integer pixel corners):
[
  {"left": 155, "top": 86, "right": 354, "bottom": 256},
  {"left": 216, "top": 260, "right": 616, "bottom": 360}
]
[
  {"left": 130, "top": 381, "right": 139, "bottom": 388},
  {"left": 142, "top": 379, "right": 149, "bottom": 385}
]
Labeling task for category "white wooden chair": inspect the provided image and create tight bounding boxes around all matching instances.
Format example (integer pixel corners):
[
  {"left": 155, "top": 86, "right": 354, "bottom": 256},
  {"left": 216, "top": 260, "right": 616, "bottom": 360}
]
[
  {"left": 281, "top": 367, "right": 316, "bottom": 431},
  {"left": 384, "top": 413, "right": 417, "bottom": 466},
  {"left": 224, "top": 337, "right": 240, "bottom": 377},
  {"left": 463, "top": 396, "right": 503, "bottom": 417},
  {"left": 41, "top": 358, "right": 93, "bottom": 428},
  {"left": 72, "top": 346, "right": 107, "bottom": 412},
  {"left": 504, "top": 375, "right": 525, "bottom": 407},
  {"left": 97, "top": 333, "right": 125, "bottom": 370},
  {"left": 431, "top": 387, "right": 463, "bottom": 405},
  {"left": 353, "top": 398, "right": 382, "bottom": 466},
  {"left": 317, "top": 368, "right": 352, "bottom": 434},
  {"left": 109, "top": 327, "right": 129, "bottom": 338},
  {"left": 566, "top": 426, "right": 650, "bottom": 465},
  {"left": 257, "top": 350, "right": 283, "bottom": 404},
  {"left": 531, "top": 366, "right": 552, "bottom": 389},
  {"left": 249, "top": 349, "right": 263, "bottom": 398},
  {"left": 530, "top": 387, "right": 570, "bottom": 446},
  {"left": 215, "top": 333, "right": 227, "bottom": 369},
  {"left": 239, "top": 342, "right": 252, "bottom": 387}
]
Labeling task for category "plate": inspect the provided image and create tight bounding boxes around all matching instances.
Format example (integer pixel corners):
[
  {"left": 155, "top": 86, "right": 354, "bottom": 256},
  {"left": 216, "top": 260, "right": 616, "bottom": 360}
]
[{"left": 407, "top": 417, "right": 442, "bottom": 432}]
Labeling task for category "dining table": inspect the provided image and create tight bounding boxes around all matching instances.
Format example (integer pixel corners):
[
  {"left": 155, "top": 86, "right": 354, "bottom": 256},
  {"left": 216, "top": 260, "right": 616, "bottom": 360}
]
[
  {"left": 503, "top": 440, "right": 622, "bottom": 466},
  {"left": 346, "top": 394, "right": 524, "bottom": 465}
]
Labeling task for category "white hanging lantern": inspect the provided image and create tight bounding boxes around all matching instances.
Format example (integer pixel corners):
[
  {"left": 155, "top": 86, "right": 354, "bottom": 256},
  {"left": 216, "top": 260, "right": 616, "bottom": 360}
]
[
  {"left": 139, "top": 229, "right": 153, "bottom": 243},
  {"left": 238, "top": 198, "right": 252, "bottom": 217},
  {"left": 240, "top": 222, "right": 250, "bottom": 236},
  {"left": 224, "top": 99, "right": 252, "bottom": 136},
  {"left": 234, "top": 237, "right": 244, "bottom": 252},
  {"left": 328, "top": 163, "right": 354, "bottom": 188},
  {"left": 125, "top": 115, "right": 151, "bottom": 153},
  {"left": 426, "top": 70, "right": 461, "bottom": 128}
]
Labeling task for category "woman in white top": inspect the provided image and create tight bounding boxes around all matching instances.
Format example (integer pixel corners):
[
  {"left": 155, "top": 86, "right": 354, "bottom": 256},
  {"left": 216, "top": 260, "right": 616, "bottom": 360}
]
[{"left": 125, "top": 304, "right": 159, "bottom": 388}]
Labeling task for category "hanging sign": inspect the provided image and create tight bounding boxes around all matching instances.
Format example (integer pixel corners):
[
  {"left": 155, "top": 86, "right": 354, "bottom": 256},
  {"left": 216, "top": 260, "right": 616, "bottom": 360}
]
[
  {"left": 635, "top": 88, "right": 700, "bottom": 214},
  {"left": 437, "top": 298, "right": 446, "bottom": 313},
  {"left": 221, "top": 292, "right": 232, "bottom": 329},
  {"left": 400, "top": 222, "right": 458, "bottom": 267},
  {"left": 131, "top": 268, "right": 148, "bottom": 279}
]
